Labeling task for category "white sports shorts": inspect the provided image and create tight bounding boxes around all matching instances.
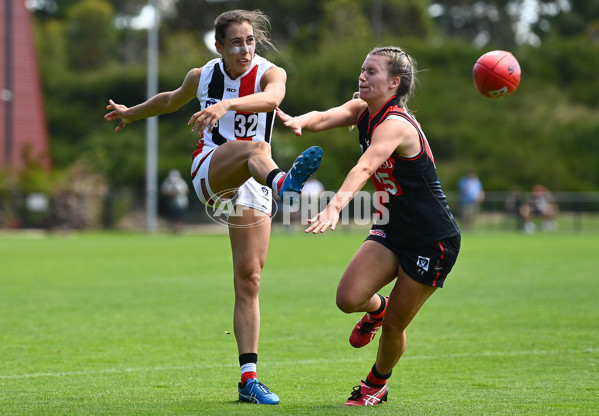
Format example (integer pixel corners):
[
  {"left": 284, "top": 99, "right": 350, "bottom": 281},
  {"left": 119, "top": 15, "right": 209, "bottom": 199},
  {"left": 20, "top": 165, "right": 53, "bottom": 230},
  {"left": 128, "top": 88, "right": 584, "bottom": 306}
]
[{"left": 191, "top": 148, "right": 273, "bottom": 216}]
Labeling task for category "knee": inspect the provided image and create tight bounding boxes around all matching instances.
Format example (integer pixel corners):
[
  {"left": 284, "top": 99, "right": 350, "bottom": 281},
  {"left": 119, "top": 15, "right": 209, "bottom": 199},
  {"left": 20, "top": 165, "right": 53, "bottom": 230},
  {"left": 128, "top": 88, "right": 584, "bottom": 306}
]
[
  {"left": 380, "top": 316, "right": 408, "bottom": 341},
  {"left": 336, "top": 291, "right": 360, "bottom": 314},
  {"left": 234, "top": 267, "right": 262, "bottom": 298},
  {"left": 251, "top": 141, "right": 272, "bottom": 158},
  {"left": 381, "top": 318, "right": 400, "bottom": 334}
]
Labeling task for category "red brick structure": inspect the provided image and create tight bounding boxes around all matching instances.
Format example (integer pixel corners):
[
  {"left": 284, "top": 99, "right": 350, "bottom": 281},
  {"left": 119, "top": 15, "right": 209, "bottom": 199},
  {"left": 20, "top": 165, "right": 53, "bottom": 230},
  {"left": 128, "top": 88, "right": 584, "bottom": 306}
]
[{"left": 0, "top": 0, "right": 50, "bottom": 171}]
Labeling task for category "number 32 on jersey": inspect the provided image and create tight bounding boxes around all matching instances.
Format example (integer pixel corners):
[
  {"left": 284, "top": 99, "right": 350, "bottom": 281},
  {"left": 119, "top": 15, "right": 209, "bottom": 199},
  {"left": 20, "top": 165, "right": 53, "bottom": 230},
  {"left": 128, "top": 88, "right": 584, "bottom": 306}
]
[{"left": 235, "top": 113, "right": 258, "bottom": 139}]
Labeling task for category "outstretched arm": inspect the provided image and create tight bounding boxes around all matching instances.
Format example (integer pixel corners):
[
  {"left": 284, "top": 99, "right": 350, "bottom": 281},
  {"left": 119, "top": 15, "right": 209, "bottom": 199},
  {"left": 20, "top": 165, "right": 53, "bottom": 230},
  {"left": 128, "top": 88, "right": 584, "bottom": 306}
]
[
  {"left": 276, "top": 98, "right": 366, "bottom": 136},
  {"left": 305, "top": 119, "right": 414, "bottom": 234},
  {"left": 104, "top": 68, "right": 201, "bottom": 132}
]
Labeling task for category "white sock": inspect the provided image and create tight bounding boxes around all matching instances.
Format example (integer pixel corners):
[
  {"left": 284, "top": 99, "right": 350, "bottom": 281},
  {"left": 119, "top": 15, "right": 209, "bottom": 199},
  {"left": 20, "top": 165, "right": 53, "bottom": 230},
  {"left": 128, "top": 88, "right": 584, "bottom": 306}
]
[
  {"left": 240, "top": 362, "right": 257, "bottom": 376},
  {"left": 271, "top": 172, "right": 285, "bottom": 195}
]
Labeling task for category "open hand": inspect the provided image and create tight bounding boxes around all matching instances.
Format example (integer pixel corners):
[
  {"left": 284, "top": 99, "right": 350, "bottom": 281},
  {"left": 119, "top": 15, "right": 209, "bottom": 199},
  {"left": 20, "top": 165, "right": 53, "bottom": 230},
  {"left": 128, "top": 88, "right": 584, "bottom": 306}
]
[
  {"left": 305, "top": 205, "right": 340, "bottom": 234},
  {"left": 276, "top": 107, "right": 303, "bottom": 136},
  {"left": 188, "top": 101, "right": 229, "bottom": 134},
  {"left": 104, "top": 99, "right": 131, "bottom": 132}
]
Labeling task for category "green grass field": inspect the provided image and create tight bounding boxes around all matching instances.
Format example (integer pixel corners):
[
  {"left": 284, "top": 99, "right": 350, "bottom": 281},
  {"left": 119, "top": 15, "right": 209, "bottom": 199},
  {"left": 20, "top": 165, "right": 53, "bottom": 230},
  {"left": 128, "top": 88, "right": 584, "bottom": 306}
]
[{"left": 1, "top": 229, "right": 597, "bottom": 415}]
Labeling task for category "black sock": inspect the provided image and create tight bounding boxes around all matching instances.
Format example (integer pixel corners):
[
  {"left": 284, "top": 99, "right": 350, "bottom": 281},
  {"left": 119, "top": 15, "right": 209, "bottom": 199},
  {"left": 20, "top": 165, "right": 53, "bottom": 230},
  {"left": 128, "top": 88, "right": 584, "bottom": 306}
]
[
  {"left": 370, "top": 294, "right": 386, "bottom": 316},
  {"left": 239, "top": 352, "right": 258, "bottom": 366},
  {"left": 366, "top": 364, "right": 392, "bottom": 387},
  {"left": 266, "top": 168, "right": 284, "bottom": 190}
]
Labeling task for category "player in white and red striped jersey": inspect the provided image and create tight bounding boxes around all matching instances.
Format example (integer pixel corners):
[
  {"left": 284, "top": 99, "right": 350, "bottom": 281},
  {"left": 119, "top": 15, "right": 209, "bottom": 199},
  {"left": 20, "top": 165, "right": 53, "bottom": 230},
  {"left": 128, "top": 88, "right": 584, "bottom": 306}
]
[{"left": 105, "top": 10, "right": 322, "bottom": 405}]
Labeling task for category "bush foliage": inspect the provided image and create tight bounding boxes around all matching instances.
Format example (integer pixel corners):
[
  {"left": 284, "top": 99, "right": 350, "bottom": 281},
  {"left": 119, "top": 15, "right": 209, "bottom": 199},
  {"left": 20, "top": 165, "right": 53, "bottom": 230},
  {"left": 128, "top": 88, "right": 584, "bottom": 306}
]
[{"left": 26, "top": 1, "right": 599, "bottom": 194}]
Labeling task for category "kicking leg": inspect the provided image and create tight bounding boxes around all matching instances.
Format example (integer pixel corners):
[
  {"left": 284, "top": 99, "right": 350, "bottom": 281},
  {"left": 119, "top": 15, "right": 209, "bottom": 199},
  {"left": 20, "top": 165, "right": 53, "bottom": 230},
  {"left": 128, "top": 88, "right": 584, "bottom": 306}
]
[{"left": 208, "top": 141, "right": 322, "bottom": 202}]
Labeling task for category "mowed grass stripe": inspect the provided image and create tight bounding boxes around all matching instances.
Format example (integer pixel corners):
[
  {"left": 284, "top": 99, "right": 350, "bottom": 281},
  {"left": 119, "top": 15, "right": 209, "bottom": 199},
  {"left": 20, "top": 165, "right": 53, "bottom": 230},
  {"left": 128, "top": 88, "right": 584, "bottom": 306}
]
[{"left": 2, "top": 347, "right": 597, "bottom": 379}]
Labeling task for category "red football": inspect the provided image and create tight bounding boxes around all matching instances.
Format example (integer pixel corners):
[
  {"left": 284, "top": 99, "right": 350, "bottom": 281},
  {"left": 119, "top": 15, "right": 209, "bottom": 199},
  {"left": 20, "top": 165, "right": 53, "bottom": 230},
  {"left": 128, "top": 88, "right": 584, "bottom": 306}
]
[{"left": 473, "top": 50, "right": 521, "bottom": 99}]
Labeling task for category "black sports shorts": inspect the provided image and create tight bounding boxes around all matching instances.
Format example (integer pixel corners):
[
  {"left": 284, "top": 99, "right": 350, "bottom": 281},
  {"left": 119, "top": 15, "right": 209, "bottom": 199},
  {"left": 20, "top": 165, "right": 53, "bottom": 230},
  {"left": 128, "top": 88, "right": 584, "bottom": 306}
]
[{"left": 365, "top": 230, "right": 461, "bottom": 288}]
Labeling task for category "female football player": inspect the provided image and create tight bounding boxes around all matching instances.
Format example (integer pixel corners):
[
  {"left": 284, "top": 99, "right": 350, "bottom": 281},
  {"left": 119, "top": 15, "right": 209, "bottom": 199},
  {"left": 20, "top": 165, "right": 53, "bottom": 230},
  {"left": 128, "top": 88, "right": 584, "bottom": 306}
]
[
  {"left": 276, "top": 46, "right": 461, "bottom": 406},
  {"left": 105, "top": 9, "right": 322, "bottom": 405}
]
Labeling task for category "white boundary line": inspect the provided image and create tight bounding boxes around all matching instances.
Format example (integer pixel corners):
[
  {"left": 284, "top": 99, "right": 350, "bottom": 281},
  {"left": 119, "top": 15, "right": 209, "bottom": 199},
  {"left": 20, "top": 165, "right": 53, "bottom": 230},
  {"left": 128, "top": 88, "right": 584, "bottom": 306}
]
[{"left": 1, "top": 348, "right": 597, "bottom": 380}]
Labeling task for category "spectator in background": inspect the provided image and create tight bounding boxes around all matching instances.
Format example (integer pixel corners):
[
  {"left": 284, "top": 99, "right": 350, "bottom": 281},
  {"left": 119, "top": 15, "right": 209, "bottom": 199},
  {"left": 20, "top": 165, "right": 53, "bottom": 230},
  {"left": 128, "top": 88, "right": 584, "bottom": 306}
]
[
  {"left": 504, "top": 185, "right": 525, "bottom": 231},
  {"left": 457, "top": 171, "right": 485, "bottom": 230},
  {"left": 520, "top": 184, "right": 558, "bottom": 233},
  {"left": 160, "top": 169, "right": 189, "bottom": 234}
]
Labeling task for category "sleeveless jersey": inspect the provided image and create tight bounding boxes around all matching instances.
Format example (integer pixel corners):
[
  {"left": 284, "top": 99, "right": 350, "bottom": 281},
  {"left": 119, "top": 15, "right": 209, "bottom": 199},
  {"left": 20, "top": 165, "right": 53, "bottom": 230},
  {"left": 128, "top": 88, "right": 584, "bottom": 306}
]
[
  {"left": 357, "top": 96, "right": 460, "bottom": 246},
  {"left": 193, "top": 54, "right": 276, "bottom": 158}
]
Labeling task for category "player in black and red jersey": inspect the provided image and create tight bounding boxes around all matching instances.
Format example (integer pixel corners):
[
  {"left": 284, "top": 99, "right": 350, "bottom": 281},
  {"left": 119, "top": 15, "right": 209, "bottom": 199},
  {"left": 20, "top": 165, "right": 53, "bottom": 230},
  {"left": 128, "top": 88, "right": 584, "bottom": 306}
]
[{"left": 277, "top": 46, "right": 460, "bottom": 406}]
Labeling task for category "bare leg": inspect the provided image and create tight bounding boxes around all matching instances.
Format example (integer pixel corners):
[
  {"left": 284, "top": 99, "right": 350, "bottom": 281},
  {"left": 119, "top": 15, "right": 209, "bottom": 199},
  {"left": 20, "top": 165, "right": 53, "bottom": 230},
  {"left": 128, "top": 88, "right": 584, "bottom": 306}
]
[
  {"left": 209, "top": 141, "right": 279, "bottom": 196},
  {"left": 336, "top": 240, "right": 398, "bottom": 314},
  {"left": 374, "top": 269, "right": 437, "bottom": 374},
  {"left": 336, "top": 240, "right": 437, "bottom": 374},
  {"left": 228, "top": 206, "right": 271, "bottom": 355}
]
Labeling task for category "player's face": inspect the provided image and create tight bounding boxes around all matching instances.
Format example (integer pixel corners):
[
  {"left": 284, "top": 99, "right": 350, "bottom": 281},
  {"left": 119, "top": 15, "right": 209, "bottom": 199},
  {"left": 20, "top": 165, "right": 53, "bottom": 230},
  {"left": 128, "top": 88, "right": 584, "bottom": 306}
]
[
  {"left": 217, "top": 21, "right": 255, "bottom": 79},
  {"left": 358, "top": 55, "right": 397, "bottom": 102}
]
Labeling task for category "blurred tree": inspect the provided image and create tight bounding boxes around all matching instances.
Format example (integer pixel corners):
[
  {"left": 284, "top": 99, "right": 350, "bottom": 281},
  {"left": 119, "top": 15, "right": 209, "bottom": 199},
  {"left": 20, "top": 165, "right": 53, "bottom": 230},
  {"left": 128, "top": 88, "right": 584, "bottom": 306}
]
[
  {"left": 320, "top": 0, "right": 372, "bottom": 42},
  {"left": 65, "top": 0, "right": 118, "bottom": 70},
  {"left": 540, "top": 1, "right": 599, "bottom": 40},
  {"left": 428, "top": 0, "right": 578, "bottom": 47},
  {"left": 374, "top": 0, "right": 435, "bottom": 40},
  {"left": 28, "top": 0, "right": 146, "bottom": 19},
  {"left": 26, "top": 0, "right": 599, "bottom": 196},
  {"left": 34, "top": 18, "right": 68, "bottom": 88},
  {"left": 162, "top": 0, "right": 433, "bottom": 50},
  {"left": 429, "top": 0, "right": 516, "bottom": 47}
]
